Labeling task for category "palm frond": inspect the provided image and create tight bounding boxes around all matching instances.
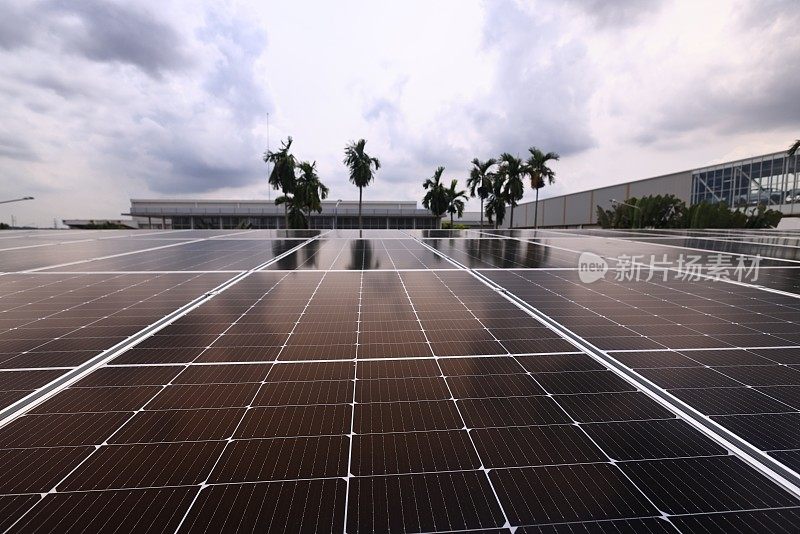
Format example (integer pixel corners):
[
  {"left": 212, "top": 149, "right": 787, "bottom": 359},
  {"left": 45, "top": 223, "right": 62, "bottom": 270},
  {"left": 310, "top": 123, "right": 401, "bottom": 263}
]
[
  {"left": 343, "top": 139, "right": 380, "bottom": 189},
  {"left": 526, "top": 146, "right": 560, "bottom": 191},
  {"left": 422, "top": 167, "right": 449, "bottom": 217},
  {"left": 498, "top": 153, "right": 525, "bottom": 206},
  {"left": 468, "top": 158, "right": 497, "bottom": 199},
  {"left": 789, "top": 139, "right": 800, "bottom": 157},
  {"left": 264, "top": 136, "right": 297, "bottom": 194}
]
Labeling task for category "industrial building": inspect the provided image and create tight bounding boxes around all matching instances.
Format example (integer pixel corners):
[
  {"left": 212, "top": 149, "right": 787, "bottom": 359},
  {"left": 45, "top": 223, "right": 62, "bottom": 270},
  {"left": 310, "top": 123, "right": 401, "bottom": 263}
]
[
  {"left": 62, "top": 219, "right": 139, "bottom": 229},
  {"left": 125, "top": 199, "right": 439, "bottom": 230},
  {"left": 499, "top": 150, "right": 800, "bottom": 228},
  {"left": 116, "top": 150, "right": 798, "bottom": 231}
]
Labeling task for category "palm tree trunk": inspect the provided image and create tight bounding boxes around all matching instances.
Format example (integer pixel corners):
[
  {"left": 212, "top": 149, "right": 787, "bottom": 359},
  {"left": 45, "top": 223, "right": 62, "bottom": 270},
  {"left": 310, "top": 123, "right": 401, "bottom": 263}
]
[
  {"left": 480, "top": 199, "right": 484, "bottom": 229},
  {"left": 358, "top": 186, "right": 363, "bottom": 234},
  {"left": 510, "top": 204, "right": 514, "bottom": 229},
  {"left": 284, "top": 193, "right": 289, "bottom": 230},
  {"left": 534, "top": 188, "right": 539, "bottom": 230},
  {"left": 450, "top": 212, "right": 454, "bottom": 227}
]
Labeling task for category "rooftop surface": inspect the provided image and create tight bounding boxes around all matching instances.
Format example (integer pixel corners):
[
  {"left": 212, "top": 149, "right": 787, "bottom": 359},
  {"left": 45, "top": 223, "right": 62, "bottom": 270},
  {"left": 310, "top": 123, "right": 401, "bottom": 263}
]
[{"left": 1, "top": 227, "right": 800, "bottom": 532}]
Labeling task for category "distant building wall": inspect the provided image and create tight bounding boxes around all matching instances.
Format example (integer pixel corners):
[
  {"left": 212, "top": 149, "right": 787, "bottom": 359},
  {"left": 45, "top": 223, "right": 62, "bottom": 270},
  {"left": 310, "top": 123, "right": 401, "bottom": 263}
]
[
  {"left": 629, "top": 171, "right": 692, "bottom": 199},
  {"left": 565, "top": 191, "right": 592, "bottom": 226},
  {"left": 63, "top": 219, "right": 139, "bottom": 229},
  {"left": 499, "top": 167, "right": 715, "bottom": 228},
  {"left": 126, "top": 199, "right": 439, "bottom": 230},
  {"left": 498, "top": 150, "right": 798, "bottom": 229}
]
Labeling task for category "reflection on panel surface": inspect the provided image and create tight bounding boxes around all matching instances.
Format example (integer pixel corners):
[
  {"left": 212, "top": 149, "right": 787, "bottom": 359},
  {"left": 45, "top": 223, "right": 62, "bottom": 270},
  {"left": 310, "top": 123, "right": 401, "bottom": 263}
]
[{"left": 1, "top": 229, "right": 800, "bottom": 532}]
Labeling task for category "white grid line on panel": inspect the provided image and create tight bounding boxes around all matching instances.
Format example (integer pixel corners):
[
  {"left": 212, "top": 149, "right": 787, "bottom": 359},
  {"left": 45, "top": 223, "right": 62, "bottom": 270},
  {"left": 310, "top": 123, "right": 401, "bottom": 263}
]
[
  {"left": 392, "top": 266, "right": 514, "bottom": 530},
  {"left": 411, "top": 233, "right": 800, "bottom": 504}
]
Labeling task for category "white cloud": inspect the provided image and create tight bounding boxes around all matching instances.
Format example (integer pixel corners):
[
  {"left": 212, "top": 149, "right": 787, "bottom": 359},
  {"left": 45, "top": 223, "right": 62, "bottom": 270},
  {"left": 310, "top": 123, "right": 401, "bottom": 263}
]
[{"left": 0, "top": 0, "right": 797, "bottom": 226}]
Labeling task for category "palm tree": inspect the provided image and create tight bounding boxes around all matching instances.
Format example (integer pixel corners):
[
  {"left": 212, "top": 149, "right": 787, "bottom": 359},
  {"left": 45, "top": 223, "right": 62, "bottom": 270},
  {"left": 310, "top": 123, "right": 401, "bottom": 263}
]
[
  {"left": 467, "top": 158, "right": 496, "bottom": 229},
  {"left": 343, "top": 139, "right": 381, "bottom": 233},
  {"left": 274, "top": 194, "right": 307, "bottom": 229},
  {"left": 485, "top": 173, "right": 507, "bottom": 229},
  {"left": 498, "top": 153, "right": 525, "bottom": 229},
  {"left": 526, "top": 147, "right": 560, "bottom": 230},
  {"left": 422, "top": 166, "right": 449, "bottom": 227},
  {"left": 264, "top": 136, "right": 297, "bottom": 229},
  {"left": 295, "top": 161, "right": 329, "bottom": 223},
  {"left": 789, "top": 139, "right": 800, "bottom": 157},
  {"left": 445, "top": 179, "right": 468, "bottom": 227}
]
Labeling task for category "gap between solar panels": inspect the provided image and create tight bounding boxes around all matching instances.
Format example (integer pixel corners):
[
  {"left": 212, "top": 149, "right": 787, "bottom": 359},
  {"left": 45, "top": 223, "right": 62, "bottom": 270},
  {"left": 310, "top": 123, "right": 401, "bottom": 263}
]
[
  {"left": 0, "top": 232, "right": 327, "bottom": 430},
  {"left": 480, "top": 229, "right": 800, "bottom": 301},
  {"left": 409, "top": 233, "right": 800, "bottom": 501}
]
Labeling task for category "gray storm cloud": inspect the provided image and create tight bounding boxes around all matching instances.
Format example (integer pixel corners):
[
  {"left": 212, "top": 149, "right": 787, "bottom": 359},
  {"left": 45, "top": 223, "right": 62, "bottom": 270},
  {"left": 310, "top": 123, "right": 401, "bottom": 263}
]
[{"left": 0, "top": 0, "right": 797, "bottom": 227}]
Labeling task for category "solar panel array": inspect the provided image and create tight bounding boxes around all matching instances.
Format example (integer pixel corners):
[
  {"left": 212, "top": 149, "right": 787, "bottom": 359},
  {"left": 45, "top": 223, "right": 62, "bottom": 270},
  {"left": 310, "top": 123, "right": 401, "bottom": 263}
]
[{"left": 0, "top": 227, "right": 799, "bottom": 532}]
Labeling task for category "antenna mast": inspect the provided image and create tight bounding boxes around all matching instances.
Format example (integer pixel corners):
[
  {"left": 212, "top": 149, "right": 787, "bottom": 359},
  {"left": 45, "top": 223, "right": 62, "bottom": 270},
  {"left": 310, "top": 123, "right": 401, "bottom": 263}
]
[{"left": 266, "top": 112, "right": 271, "bottom": 202}]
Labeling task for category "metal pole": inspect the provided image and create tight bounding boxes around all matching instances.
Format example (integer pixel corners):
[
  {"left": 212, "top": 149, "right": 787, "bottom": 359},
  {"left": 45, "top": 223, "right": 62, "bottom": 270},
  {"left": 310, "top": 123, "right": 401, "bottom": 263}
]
[
  {"left": 266, "top": 112, "right": 271, "bottom": 202},
  {"left": 0, "top": 196, "right": 34, "bottom": 205},
  {"left": 610, "top": 199, "right": 640, "bottom": 210}
]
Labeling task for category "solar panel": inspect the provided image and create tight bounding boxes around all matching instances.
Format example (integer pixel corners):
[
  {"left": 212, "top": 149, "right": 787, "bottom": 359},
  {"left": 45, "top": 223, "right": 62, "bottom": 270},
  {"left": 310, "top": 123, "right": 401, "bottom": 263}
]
[
  {"left": 0, "top": 228, "right": 799, "bottom": 532},
  {"left": 0, "top": 273, "right": 230, "bottom": 413}
]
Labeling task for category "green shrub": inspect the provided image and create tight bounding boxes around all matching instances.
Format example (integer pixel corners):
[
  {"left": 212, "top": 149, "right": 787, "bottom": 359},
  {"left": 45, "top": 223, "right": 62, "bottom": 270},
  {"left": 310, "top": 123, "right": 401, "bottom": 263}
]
[
  {"left": 441, "top": 220, "right": 468, "bottom": 230},
  {"left": 596, "top": 196, "right": 782, "bottom": 229}
]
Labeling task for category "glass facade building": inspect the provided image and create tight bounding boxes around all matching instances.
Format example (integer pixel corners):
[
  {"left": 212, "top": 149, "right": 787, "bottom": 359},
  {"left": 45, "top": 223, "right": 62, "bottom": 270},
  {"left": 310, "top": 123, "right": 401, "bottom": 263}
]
[{"left": 691, "top": 151, "right": 800, "bottom": 211}]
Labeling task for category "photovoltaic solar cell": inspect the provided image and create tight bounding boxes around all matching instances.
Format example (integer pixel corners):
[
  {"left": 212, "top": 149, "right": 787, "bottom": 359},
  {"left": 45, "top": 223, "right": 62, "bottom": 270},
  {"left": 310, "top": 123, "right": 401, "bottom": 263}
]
[{"left": 1, "top": 228, "right": 800, "bottom": 532}]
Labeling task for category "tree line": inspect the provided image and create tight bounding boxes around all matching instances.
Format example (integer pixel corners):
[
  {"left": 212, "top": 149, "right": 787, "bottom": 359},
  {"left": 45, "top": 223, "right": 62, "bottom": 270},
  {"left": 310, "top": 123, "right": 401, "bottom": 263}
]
[
  {"left": 596, "top": 139, "right": 799, "bottom": 230},
  {"left": 596, "top": 194, "right": 783, "bottom": 229},
  {"left": 423, "top": 147, "right": 560, "bottom": 229},
  {"left": 264, "top": 136, "right": 560, "bottom": 230},
  {"left": 263, "top": 137, "right": 379, "bottom": 230},
  {"left": 263, "top": 135, "right": 798, "bottom": 231}
]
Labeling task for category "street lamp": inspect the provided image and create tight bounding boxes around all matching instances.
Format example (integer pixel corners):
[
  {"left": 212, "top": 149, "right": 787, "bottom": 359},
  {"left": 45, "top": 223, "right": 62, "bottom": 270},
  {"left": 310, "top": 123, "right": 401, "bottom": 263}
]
[
  {"left": 0, "top": 196, "right": 34, "bottom": 205},
  {"left": 610, "top": 198, "right": 640, "bottom": 210}
]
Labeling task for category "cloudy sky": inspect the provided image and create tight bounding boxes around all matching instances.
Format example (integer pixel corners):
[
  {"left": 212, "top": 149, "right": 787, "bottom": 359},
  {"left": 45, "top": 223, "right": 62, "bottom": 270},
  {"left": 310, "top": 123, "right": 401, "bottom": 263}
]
[{"left": 1, "top": 0, "right": 798, "bottom": 227}]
